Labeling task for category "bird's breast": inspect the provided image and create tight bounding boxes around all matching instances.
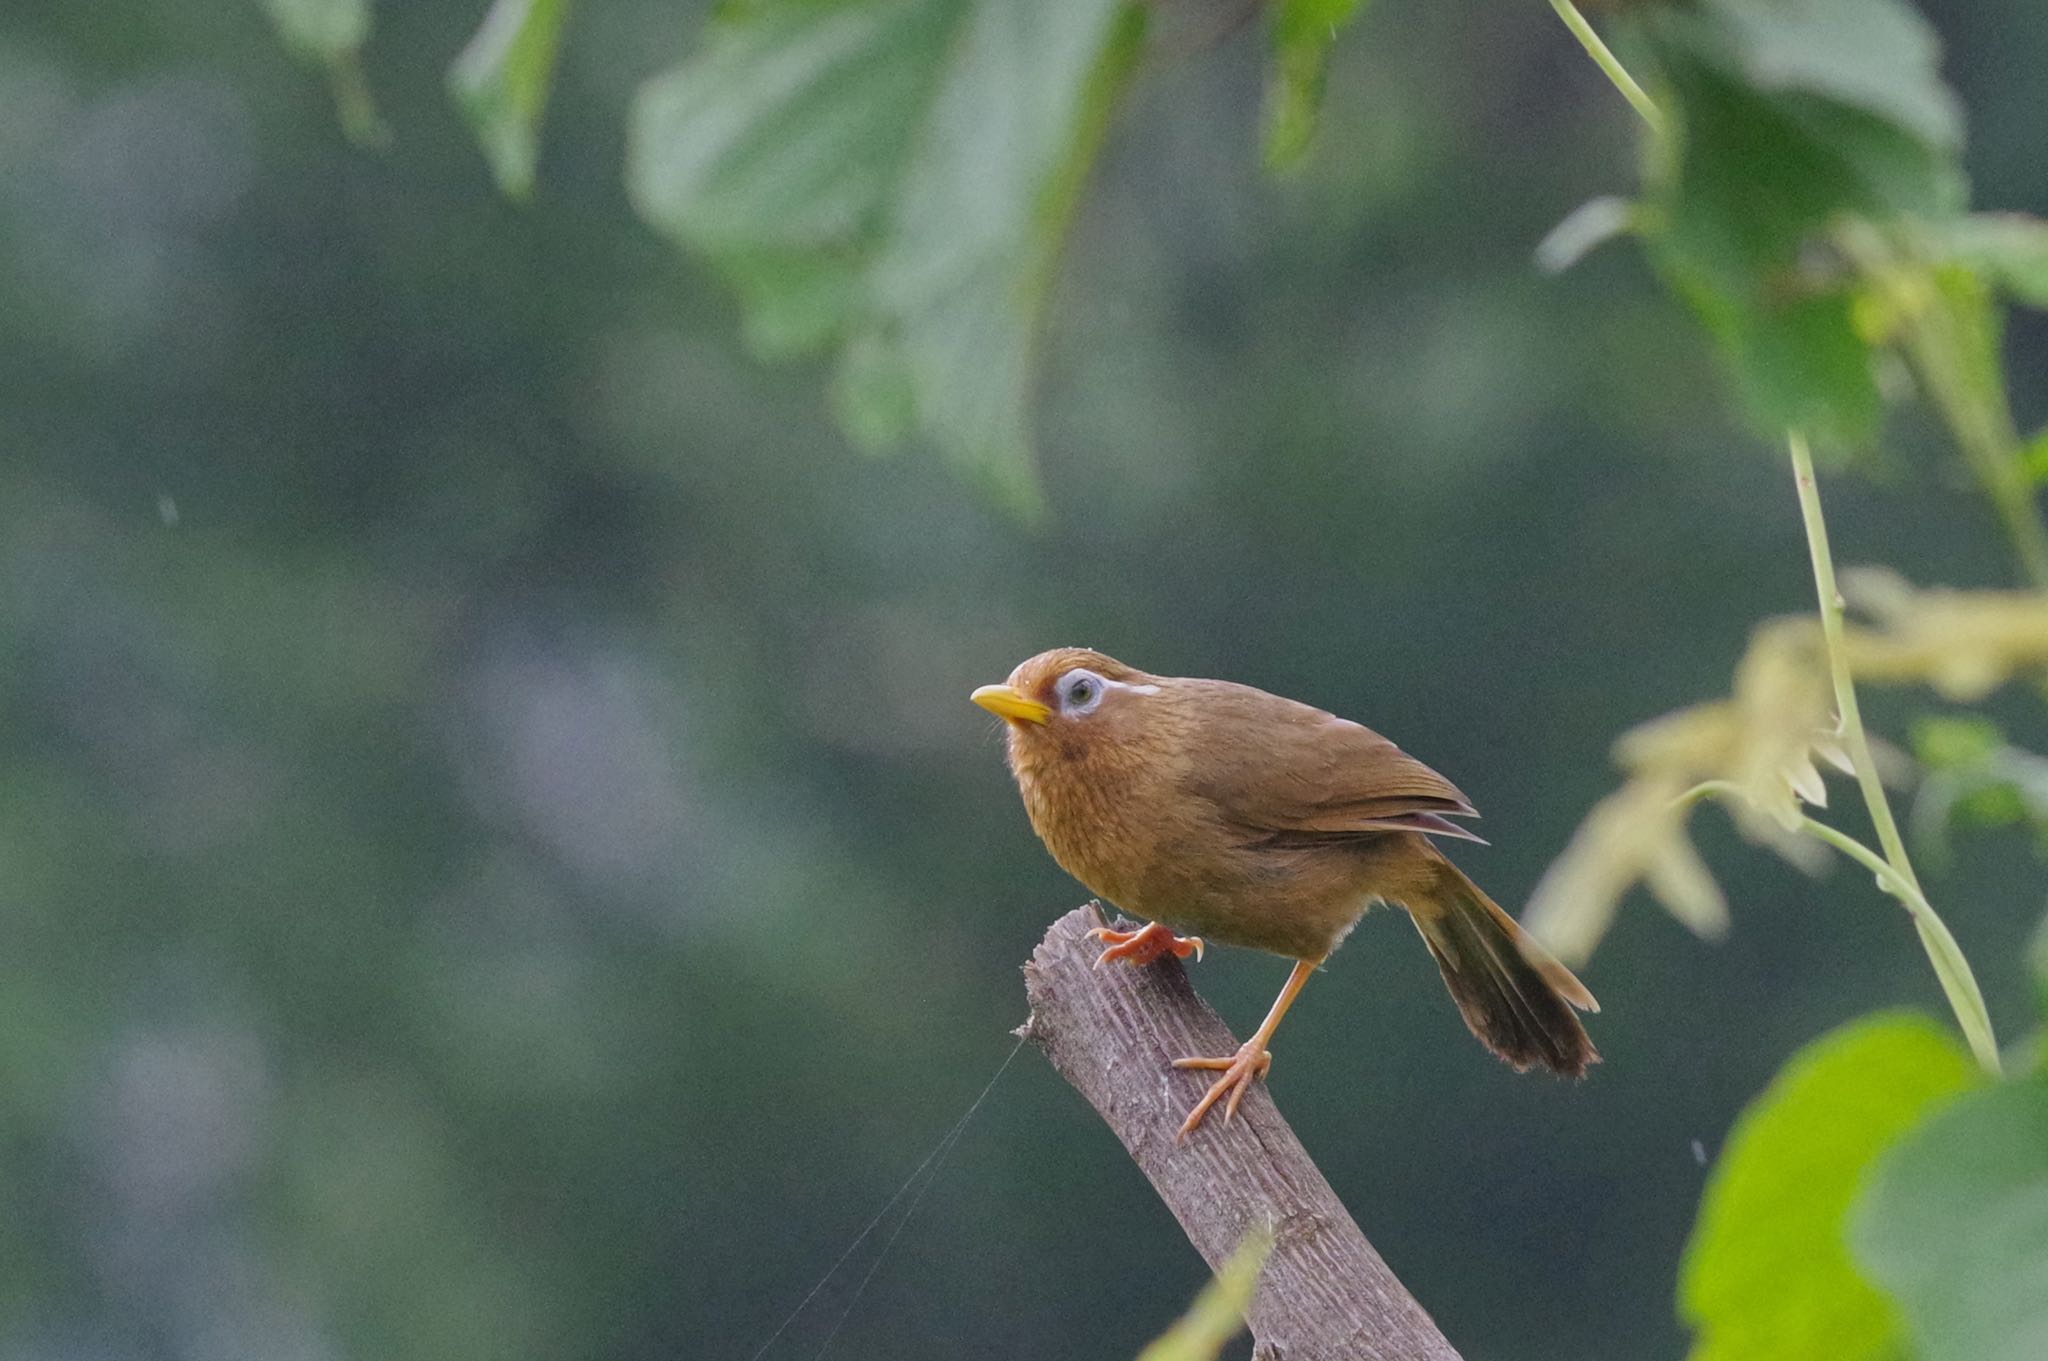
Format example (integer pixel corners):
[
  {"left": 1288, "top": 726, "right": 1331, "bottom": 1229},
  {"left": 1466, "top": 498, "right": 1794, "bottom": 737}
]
[
  {"left": 1009, "top": 731, "right": 1371, "bottom": 956},
  {"left": 1009, "top": 728, "right": 1174, "bottom": 911}
]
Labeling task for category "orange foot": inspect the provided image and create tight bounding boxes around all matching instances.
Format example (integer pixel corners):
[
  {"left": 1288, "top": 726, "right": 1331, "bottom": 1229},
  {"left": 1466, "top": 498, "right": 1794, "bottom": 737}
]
[
  {"left": 1171, "top": 1041, "right": 1273, "bottom": 1139},
  {"left": 1086, "top": 921, "right": 1205, "bottom": 968}
]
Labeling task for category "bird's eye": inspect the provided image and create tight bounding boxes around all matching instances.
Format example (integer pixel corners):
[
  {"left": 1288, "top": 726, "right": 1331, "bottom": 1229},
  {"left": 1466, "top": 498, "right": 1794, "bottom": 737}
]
[{"left": 1058, "top": 669, "right": 1105, "bottom": 714}]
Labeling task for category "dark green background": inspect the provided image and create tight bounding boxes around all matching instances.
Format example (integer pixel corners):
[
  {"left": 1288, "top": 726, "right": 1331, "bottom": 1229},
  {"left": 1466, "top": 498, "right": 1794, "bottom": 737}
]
[{"left": 2, "top": 1, "right": 2042, "bottom": 1358}]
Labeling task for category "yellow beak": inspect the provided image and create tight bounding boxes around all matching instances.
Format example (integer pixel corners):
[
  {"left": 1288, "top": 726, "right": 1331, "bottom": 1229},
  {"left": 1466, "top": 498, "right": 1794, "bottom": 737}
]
[{"left": 971, "top": 683, "right": 1051, "bottom": 725}]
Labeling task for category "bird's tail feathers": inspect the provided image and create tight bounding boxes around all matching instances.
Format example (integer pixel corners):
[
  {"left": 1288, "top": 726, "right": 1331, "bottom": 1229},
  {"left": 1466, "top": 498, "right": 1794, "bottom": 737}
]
[{"left": 1408, "top": 854, "right": 1599, "bottom": 1078}]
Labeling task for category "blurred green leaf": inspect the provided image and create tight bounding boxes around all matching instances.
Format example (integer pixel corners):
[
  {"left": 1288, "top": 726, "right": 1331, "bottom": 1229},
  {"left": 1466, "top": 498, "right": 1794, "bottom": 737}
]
[
  {"left": 1953, "top": 782, "right": 2028, "bottom": 827},
  {"left": 1678, "top": 0, "right": 1960, "bottom": 146},
  {"left": 1854, "top": 1076, "right": 2048, "bottom": 1361},
  {"left": 1263, "top": 0, "right": 1368, "bottom": 171},
  {"left": 259, "top": 0, "right": 388, "bottom": 146},
  {"left": 718, "top": 248, "right": 864, "bottom": 361},
  {"left": 1649, "top": 0, "right": 1964, "bottom": 273},
  {"left": 1636, "top": 0, "right": 1965, "bottom": 446},
  {"left": 2029, "top": 910, "right": 2048, "bottom": 1021},
  {"left": 1135, "top": 1225, "right": 1271, "bottom": 1361},
  {"left": 1700, "top": 284, "right": 1883, "bottom": 447},
  {"left": 1939, "top": 213, "right": 2048, "bottom": 309},
  {"left": 1925, "top": 261, "right": 2009, "bottom": 426},
  {"left": 631, "top": 0, "right": 952, "bottom": 255},
  {"left": 1913, "top": 715, "right": 2003, "bottom": 771},
  {"left": 833, "top": 328, "right": 919, "bottom": 452},
  {"left": 2024, "top": 426, "right": 2048, "bottom": 484},
  {"left": 449, "top": 0, "right": 578, "bottom": 200},
  {"left": 627, "top": 0, "right": 1145, "bottom": 507},
  {"left": 1680, "top": 1011, "right": 1978, "bottom": 1361},
  {"left": 261, "top": 0, "right": 371, "bottom": 58},
  {"left": 1909, "top": 716, "right": 2048, "bottom": 859}
]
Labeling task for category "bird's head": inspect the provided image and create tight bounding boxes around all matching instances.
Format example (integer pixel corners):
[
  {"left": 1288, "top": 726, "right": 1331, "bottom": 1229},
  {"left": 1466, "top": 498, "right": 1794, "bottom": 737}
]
[{"left": 970, "top": 647, "right": 1161, "bottom": 748}]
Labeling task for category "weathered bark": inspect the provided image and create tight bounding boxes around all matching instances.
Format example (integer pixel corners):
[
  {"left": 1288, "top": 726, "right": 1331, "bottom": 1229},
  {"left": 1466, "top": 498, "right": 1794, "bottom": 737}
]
[{"left": 1019, "top": 903, "right": 1463, "bottom": 1361}]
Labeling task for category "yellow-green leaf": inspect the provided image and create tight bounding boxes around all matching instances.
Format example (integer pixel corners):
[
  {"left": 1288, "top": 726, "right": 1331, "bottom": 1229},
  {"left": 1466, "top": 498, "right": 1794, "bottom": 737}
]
[
  {"left": 1263, "top": 0, "right": 1368, "bottom": 171},
  {"left": 449, "top": 0, "right": 578, "bottom": 200},
  {"left": 1680, "top": 1012, "right": 1978, "bottom": 1361},
  {"left": 1135, "top": 1226, "right": 1271, "bottom": 1361},
  {"left": 2024, "top": 426, "right": 2048, "bottom": 484}
]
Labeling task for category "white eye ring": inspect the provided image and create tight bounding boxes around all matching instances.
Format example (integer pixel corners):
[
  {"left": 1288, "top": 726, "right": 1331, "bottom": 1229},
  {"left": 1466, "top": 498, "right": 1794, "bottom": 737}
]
[{"left": 1057, "top": 668, "right": 1107, "bottom": 715}]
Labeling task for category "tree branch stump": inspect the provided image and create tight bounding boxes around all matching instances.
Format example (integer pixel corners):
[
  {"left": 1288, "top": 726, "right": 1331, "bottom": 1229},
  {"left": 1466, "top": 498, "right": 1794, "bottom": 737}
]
[{"left": 1019, "top": 903, "right": 1463, "bottom": 1361}]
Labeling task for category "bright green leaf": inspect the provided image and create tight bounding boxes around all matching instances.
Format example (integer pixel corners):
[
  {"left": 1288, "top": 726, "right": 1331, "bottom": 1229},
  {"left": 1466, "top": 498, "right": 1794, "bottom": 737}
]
[
  {"left": 449, "top": 0, "right": 578, "bottom": 200},
  {"left": 1263, "top": 0, "right": 1368, "bottom": 171},
  {"left": 1135, "top": 1225, "right": 1271, "bottom": 1361},
  {"left": 1680, "top": 1011, "right": 1978, "bottom": 1361},
  {"left": 627, "top": 0, "right": 1144, "bottom": 503},
  {"left": 1854, "top": 1076, "right": 2048, "bottom": 1361}
]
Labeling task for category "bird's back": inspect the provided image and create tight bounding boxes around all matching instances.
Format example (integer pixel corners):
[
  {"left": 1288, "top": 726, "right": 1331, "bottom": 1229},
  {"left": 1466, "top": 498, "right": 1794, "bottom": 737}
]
[{"left": 1017, "top": 675, "right": 1475, "bottom": 956}]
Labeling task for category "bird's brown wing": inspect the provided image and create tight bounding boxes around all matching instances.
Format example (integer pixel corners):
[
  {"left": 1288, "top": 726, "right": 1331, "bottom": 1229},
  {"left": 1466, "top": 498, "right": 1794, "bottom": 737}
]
[{"left": 1182, "top": 680, "right": 1482, "bottom": 843}]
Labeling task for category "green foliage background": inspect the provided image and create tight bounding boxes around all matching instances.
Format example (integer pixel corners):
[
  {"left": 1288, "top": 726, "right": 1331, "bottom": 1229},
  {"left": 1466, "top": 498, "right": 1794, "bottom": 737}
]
[{"left": 1, "top": 1, "right": 2044, "bottom": 1358}]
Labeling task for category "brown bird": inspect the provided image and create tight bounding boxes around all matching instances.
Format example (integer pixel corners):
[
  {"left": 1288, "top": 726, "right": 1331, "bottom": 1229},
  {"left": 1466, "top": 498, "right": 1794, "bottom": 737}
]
[{"left": 973, "top": 647, "right": 1597, "bottom": 1139}]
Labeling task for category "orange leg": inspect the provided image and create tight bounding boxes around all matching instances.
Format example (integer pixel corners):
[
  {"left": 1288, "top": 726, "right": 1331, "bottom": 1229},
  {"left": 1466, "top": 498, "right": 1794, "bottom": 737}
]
[
  {"left": 1171, "top": 956, "right": 1322, "bottom": 1140},
  {"left": 1086, "top": 921, "right": 1205, "bottom": 968}
]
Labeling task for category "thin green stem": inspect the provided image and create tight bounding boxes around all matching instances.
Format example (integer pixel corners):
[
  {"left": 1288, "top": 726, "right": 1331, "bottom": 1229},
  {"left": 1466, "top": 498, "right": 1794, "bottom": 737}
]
[
  {"left": 1673, "top": 778, "right": 1743, "bottom": 810},
  {"left": 1904, "top": 311, "right": 2048, "bottom": 591},
  {"left": 1789, "top": 434, "right": 1914, "bottom": 882},
  {"left": 1795, "top": 816, "right": 1998, "bottom": 1074},
  {"left": 1674, "top": 779, "right": 2002, "bottom": 1073},
  {"left": 1787, "top": 432, "right": 2001, "bottom": 1074},
  {"left": 1791, "top": 814, "right": 1899, "bottom": 887},
  {"left": 1549, "top": 0, "right": 2003, "bottom": 1073},
  {"left": 1549, "top": 0, "right": 1663, "bottom": 133}
]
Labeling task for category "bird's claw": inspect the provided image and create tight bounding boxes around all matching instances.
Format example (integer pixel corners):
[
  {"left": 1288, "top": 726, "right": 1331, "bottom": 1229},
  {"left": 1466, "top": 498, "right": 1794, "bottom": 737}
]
[
  {"left": 1172, "top": 1042, "right": 1273, "bottom": 1139},
  {"left": 1086, "top": 922, "right": 1204, "bottom": 968}
]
